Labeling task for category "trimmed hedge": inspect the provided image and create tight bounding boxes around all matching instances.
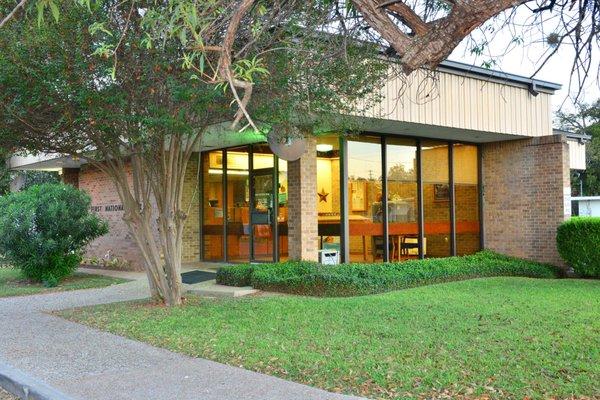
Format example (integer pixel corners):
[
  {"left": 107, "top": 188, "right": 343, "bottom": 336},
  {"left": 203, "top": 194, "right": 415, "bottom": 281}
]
[
  {"left": 216, "top": 263, "right": 254, "bottom": 287},
  {"left": 216, "top": 251, "right": 558, "bottom": 297},
  {"left": 557, "top": 217, "right": 600, "bottom": 278}
]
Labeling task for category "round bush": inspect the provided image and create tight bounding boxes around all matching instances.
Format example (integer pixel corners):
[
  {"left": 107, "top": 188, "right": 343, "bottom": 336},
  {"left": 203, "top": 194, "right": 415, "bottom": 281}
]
[
  {"left": 0, "top": 183, "right": 109, "bottom": 286},
  {"left": 557, "top": 217, "right": 600, "bottom": 278}
]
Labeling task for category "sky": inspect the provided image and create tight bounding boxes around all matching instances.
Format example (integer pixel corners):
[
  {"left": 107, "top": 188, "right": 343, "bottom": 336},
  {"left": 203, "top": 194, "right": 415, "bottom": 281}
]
[{"left": 446, "top": 6, "right": 599, "bottom": 120}]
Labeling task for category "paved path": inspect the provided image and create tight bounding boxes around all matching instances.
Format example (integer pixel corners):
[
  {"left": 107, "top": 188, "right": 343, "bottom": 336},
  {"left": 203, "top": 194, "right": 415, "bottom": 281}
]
[
  {"left": 0, "top": 273, "right": 364, "bottom": 400},
  {"left": 0, "top": 387, "right": 17, "bottom": 400}
]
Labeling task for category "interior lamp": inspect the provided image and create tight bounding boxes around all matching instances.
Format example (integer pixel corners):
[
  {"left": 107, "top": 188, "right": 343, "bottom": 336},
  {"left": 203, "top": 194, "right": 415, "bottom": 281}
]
[{"left": 316, "top": 144, "right": 334, "bottom": 152}]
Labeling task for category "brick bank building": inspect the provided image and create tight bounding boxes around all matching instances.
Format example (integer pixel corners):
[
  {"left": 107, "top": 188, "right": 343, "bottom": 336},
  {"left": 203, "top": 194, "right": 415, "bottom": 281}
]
[{"left": 11, "top": 61, "right": 588, "bottom": 268}]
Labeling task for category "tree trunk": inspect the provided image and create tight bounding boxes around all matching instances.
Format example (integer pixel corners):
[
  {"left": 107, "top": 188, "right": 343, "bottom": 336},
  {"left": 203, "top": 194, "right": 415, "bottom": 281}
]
[{"left": 94, "top": 133, "right": 201, "bottom": 306}]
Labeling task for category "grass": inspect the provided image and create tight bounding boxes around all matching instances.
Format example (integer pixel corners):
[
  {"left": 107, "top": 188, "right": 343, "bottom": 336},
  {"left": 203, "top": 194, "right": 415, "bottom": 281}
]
[
  {"left": 0, "top": 267, "right": 128, "bottom": 298},
  {"left": 59, "top": 277, "right": 600, "bottom": 399}
]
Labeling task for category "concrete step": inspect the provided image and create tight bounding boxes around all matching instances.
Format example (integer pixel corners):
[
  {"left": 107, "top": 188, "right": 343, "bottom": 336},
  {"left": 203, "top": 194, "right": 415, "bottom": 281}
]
[{"left": 184, "top": 281, "right": 259, "bottom": 298}]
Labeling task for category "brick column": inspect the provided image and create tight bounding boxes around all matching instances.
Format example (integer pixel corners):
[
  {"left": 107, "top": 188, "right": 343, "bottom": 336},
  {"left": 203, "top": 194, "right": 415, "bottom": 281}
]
[
  {"left": 287, "top": 136, "right": 318, "bottom": 261},
  {"left": 481, "top": 134, "right": 571, "bottom": 266},
  {"left": 61, "top": 168, "right": 80, "bottom": 188}
]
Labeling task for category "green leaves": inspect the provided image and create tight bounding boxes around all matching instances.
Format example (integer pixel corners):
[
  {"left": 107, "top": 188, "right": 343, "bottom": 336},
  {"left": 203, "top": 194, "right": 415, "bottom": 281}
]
[
  {"left": 557, "top": 217, "right": 600, "bottom": 277},
  {"left": 91, "top": 42, "right": 114, "bottom": 59},
  {"left": 0, "top": 183, "right": 108, "bottom": 284},
  {"left": 88, "top": 21, "right": 112, "bottom": 36},
  {"left": 35, "top": 0, "right": 60, "bottom": 26},
  {"left": 233, "top": 56, "right": 269, "bottom": 83},
  {"left": 217, "top": 251, "right": 558, "bottom": 297}
]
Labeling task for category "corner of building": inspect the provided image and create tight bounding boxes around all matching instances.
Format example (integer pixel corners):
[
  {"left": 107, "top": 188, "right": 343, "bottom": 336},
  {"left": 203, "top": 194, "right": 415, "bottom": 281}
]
[{"left": 481, "top": 134, "right": 571, "bottom": 267}]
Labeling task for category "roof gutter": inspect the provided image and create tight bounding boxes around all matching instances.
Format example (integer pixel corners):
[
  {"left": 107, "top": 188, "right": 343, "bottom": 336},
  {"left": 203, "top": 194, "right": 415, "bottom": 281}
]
[
  {"left": 553, "top": 128, "right": 592, "bottom": 144},
  {"left": 437, "top": 60, "right": 562, "bottom": 93}
]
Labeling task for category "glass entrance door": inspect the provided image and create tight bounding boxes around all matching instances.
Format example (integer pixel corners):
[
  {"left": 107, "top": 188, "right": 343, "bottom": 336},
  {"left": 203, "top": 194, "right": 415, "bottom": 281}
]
[{"left": 251, "top": 168, "right": 275, "bottom": 261}]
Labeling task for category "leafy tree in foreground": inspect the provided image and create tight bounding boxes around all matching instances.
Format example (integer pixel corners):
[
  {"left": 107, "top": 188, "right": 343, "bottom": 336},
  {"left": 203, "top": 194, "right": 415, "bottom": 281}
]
[
  {"left": 0, "top": 183, "right": 108, "bottom": 286},
  {"left": 557, "top": 99, "right": 600, "bottom": 196},
  {"left": 0, "top": 148, "right": 10, "bottom": 195},
  {"left": 0, "top": 1, "right": 388, "bottom": 305},
  {"left": 2, "top": 1, "right": 598, "bottom": 100}
]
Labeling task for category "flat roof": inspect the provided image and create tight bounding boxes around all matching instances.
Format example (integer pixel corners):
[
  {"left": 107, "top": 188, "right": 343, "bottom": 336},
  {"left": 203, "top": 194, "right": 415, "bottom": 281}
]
[
  {"left": 437, "top": 60, "right": 562, "bottom": 92},
  {"left": 553, "top": 128, "right": 592, "bottom": 142},
  {"left": 572, "top": 196, "right": 600, "bottom": 201}
]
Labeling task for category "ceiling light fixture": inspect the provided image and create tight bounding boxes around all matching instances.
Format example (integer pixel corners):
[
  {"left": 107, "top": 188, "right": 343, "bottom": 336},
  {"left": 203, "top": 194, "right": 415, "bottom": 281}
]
[{"left": 316, "top": 144, "right": 334, "bottom": 152}]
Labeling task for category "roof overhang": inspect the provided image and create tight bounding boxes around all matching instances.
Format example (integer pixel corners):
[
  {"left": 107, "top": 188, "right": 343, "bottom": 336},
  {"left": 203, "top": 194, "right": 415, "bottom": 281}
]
[
  {"left": 572, "top": 196, "right": 600, "bottom": 201},
  {"left": 554, "top": 128, "right": 592, "bottom": 143},
  {"left": 437, "top": 60, "right": 561, "bottom": 94},
  {"left": 9, "top": 154, "right": 85, "bottom": 171}
]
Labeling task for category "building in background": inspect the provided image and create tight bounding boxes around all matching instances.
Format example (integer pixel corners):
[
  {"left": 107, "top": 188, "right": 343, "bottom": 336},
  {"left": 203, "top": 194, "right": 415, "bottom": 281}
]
[{"left": 572, "top": 196, "right": 600, "bottom": 217}]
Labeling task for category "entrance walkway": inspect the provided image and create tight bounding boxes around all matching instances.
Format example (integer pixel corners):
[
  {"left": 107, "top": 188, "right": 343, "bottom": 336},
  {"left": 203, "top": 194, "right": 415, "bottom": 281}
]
[{"left": 0, "top": 275, "right": 362, "bottom": 400}]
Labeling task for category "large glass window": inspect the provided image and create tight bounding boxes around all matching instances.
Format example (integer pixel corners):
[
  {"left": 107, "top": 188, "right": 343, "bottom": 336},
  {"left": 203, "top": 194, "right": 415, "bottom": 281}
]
[
  {"left": 251, "top": 144, "right": 275, "bottom": 262},
  {"left": 316, "top": 136, "right": 341, "bottom": 257},
  {"left": 202, "top": 150, "right": 224, "bottom": 261},
  {"left": 454, "top": 144, "right": 480, "bottom": 255},
  {"left": 226, "top": 147, "right": 250, "bottom": 262},
  {"left": 422, "top": 140, "right": 451, "bottom": 258},
  {"left": 278, "top": 158, "right": 288, "bottom": 261},
  {"left": 347, "top": 136, "right": 383, "bottom": 262},
  {"left": 201, "top": 136, "right": 481, "bottom": 264},
  {"left": 386, "top": 138, "right": 419, "bottom": 260},
  {"left": 202, "top": 145, "right": 286, "bottom": 263}
]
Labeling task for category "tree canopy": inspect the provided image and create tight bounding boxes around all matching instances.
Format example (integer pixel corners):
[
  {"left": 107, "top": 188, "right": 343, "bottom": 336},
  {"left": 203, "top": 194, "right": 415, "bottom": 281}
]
[
  {"left": 2, "top": 0, "right": 598, "bottom": 102},
  {"left": 0, "top": 0, "right": 390, "bottom": 305},
  {"left": 557, "top": 99, "right": 600, "bottom": 196}
]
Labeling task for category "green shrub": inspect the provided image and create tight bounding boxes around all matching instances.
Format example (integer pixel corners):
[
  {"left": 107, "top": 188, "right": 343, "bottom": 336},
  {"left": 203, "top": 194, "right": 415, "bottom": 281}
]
[
  {"left": 557, "top": 217, "right": 600, "bottom": 278},
  {"left": 0, "top": 183, "right": 109, "bottom": 286},
  {"left": 217, "top": 251, "right": 558, "bottom": 297},
  {"left": 216, "top": 264, "right": 255, "bottom": 286}
]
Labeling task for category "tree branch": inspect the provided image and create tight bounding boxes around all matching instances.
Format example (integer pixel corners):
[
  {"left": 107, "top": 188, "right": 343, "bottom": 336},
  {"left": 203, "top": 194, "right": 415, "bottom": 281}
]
[
  {"left": 353, "top": 0, "right": 531, "bottom": 73},
  {"left": 0, "top": 0, "right": 27, "bottom": 29},
  {"left": 217, "top": 0, "right": 258, "bottom": 130},
  {"left": 380, "top": 0, "right": 428, "bottom": 35}
]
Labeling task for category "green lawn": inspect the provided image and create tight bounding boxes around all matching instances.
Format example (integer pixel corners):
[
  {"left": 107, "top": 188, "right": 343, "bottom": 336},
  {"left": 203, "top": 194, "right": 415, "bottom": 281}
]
[
  {"left": 59, "top": 278, "right": 600, "bottom": 399},
  {"left": 0, "top": 267, "right": 127, "bottom": 298}
]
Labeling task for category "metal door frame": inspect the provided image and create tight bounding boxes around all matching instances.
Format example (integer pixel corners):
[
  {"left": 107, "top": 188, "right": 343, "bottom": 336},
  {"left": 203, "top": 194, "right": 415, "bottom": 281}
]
[{"left": 249, "top": 166, "right": 277, "bottom": 262}]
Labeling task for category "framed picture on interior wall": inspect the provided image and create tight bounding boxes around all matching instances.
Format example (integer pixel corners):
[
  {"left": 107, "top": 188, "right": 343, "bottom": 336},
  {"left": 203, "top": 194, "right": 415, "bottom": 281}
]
[
  {"left": 434, "top": 183, "right": 450, "bottom": 202},
  {"left": 350, "top": 181, "right": 367, "bottom": 211}
]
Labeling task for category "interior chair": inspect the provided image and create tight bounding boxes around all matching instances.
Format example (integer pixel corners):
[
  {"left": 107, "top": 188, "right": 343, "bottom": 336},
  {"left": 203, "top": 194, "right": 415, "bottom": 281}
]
[
  {"left": 400, "top": 234, "right": 420, "bottom": 257},
  {"left": 371, "top": 236, "right": 394, "bottom": 260}
]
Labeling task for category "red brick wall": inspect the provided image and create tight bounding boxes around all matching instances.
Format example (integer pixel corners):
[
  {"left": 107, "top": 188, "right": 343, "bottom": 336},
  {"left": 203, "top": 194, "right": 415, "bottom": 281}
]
[
  {"left": 287, "top": 137, "right": 319, "bottom": 261},
  {"left": 181, "top": 154, "right": 201, "bottom": 263},
  {"left": 482, "top": 134, "right": 571, "bottom": 266},
  {"left": 78, "top": 157, "right": 200, "bottom": 270},
  {"left": 79, "top": 164, "right": 147, "bottom": 270}
]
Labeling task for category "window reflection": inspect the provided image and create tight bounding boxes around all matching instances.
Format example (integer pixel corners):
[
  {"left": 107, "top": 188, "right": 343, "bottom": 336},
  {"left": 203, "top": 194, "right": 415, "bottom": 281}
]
[
  {"left": 422, "top": 140, "right": 451, "bottom": 258},
  {"left": 386, "top": 138, "right": 419, "bottom": 260},
  {"left": 202, "top": 150, "right": 224, "bottom": 261},
  {"left": 202, "top": 136, "right": 481, "bottom": 264},
  {"left": 347, "top": 137, "right": 383, "bottom": 262},
  {"left": 454, "top": 144, "right": 480, "bottom": 255},
  {"left": 316, "top": 136, "right": 342, "bottom": 257},
  {"left": 225, "top": 147, "right": 250, "bottom": 262},
  {"left": 278, "top": 158, "right": 289, "bottom": 261}
]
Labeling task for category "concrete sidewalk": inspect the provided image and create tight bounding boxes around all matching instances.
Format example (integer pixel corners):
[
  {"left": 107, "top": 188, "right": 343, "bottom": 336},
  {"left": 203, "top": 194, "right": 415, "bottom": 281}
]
[{"left": 0, "top": 277, "right": 364, "bottom": 400}]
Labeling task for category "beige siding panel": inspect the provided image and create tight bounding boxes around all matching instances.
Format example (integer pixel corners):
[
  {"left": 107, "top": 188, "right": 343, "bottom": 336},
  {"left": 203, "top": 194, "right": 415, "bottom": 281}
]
[
  {"left": 360, "top": 69, "right": 553, "bottom": 137},
  {"left": 568, "top": 140, "right": 586, "bottom": 170}
]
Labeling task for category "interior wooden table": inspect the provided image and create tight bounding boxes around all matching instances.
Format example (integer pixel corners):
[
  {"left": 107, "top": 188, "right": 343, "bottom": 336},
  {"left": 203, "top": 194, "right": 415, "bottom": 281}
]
[{"left": 318, "top": 218, "right": 480, "bottom": 261}]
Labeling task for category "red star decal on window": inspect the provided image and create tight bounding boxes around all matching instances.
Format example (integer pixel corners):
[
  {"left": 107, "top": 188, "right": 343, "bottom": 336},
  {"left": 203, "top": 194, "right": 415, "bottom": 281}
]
[{"left": 318, "top": 188, "right": 329, "bottom": 203}]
